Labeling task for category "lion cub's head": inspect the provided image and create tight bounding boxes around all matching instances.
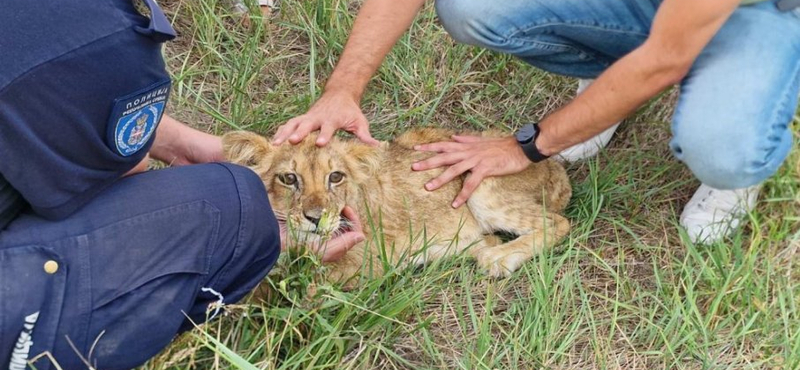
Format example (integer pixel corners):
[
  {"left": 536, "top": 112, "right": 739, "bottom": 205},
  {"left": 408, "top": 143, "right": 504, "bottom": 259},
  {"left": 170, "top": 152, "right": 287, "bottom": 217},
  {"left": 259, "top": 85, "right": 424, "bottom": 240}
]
[{"left": 223, "top": 131, "right": 382, "bottom": 243}]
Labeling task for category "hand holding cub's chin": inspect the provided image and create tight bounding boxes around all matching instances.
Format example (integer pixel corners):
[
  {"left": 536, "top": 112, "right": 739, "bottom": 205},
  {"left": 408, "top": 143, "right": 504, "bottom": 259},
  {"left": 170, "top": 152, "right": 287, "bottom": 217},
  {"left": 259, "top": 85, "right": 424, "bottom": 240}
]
[{"left": 280, "top": 206, "right": 365, "bottom": 262}]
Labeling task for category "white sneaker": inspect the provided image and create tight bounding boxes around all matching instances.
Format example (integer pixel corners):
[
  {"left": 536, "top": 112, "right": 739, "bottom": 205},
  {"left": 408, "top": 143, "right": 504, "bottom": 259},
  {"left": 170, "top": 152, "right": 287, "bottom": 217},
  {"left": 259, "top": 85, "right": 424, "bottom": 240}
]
[
  {"left": 680, "top": 184, "right": 761, "bottom": 244},
  {"left": 230, "top": 0, "right": 275, "bottom": 14},
  {"left": 555, "top": 79, "right": 621, "bottom": 163}
]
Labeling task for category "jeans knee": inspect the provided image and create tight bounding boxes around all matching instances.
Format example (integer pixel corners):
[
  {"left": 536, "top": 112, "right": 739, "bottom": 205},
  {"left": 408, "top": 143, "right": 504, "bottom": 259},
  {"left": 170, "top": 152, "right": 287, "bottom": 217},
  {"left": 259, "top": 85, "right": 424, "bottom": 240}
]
[
  {"left": 435, "top": 0, "right": 513, "bottom": 47},
  {"left": 434, "top": 0, "right": 612, "bottom": 78},
  {"left": 671, "top": 133, "right": 791, "bottom": 190}
]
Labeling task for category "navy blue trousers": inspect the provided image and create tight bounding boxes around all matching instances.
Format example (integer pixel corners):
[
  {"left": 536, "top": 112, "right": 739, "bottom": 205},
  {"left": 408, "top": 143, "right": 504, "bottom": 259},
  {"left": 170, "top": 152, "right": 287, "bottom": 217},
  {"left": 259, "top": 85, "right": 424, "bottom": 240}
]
[{"left": 0, "top": 163, "right": 280, "bottom": 370}]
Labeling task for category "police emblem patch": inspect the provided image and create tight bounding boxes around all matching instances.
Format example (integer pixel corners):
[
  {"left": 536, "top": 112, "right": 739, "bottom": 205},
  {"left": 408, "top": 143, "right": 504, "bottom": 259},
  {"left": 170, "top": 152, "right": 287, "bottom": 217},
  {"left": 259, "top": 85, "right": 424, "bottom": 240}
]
[{"left": 107, "top": 79, "right": 171, "bottom": 156}]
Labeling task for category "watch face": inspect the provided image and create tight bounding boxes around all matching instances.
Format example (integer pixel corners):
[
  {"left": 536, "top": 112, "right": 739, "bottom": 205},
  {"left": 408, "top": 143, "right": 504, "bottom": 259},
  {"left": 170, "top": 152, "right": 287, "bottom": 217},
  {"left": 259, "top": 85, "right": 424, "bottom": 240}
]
[{"left": 516, "top": 124, "right": 536, "bottom": 144}]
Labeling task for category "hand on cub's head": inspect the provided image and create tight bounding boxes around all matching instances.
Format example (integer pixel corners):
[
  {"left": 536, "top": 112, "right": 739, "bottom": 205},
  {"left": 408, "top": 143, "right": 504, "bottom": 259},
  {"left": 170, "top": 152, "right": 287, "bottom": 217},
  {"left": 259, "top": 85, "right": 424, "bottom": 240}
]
[{"left": 272, "top": 92, "right": 379, "bottom": 147}]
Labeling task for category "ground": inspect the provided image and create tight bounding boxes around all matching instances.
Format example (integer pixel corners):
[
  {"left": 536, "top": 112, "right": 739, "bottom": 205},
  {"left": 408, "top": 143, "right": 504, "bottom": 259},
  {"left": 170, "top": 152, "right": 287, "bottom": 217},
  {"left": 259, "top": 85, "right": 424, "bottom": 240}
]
[{"left": 140, "top": 0, "right": 800, "bottom": 369}]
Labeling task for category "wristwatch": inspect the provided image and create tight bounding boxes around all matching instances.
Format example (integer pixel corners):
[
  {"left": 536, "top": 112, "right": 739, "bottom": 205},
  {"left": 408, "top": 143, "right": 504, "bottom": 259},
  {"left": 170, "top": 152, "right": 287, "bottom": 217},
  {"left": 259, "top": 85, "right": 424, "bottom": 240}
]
[{"left": 515, "top": 122, "right": 549, "bottom": 163}]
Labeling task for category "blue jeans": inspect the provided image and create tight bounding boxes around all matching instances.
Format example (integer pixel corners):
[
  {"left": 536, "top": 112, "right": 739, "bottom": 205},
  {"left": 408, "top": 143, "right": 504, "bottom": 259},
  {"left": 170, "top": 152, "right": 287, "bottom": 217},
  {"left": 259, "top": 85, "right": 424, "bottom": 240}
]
[
  {"left": 436, "top": 0, "right": 800, "bottom": 189},
  {"left": 0, "top": 163, "right": 280, "bottom": 370}
]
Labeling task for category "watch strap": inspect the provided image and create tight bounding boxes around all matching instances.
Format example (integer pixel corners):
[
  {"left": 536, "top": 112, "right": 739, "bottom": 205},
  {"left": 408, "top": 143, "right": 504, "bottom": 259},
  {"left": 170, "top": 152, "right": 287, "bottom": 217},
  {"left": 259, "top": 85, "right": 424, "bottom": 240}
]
[{"left": 518, "top": 123, "right": 549, "bottom": 163}]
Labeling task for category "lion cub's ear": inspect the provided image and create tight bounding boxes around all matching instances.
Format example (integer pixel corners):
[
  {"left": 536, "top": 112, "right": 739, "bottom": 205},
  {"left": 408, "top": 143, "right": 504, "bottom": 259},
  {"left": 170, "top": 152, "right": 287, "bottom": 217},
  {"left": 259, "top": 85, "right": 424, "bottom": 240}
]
[
  {"left": 343, "top": 142, "right": 385, "bottom": 181},
  {"left": 222, "top": 131, "right": 275, "bottom": 171}
]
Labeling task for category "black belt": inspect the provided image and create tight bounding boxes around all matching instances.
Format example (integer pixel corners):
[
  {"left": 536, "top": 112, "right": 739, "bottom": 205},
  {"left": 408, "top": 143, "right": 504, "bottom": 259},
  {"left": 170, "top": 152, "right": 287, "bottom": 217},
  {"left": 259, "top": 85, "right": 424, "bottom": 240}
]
[{"left": 777, "top": 0, "right": 800, "bottom": 11}]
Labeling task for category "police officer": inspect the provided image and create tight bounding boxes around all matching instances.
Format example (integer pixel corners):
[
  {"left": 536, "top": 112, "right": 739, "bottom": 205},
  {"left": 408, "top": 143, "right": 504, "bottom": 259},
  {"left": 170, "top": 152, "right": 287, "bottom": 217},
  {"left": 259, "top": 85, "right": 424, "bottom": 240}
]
[{"left": 0, "top": 0, "right": 363, "bottom": 369}]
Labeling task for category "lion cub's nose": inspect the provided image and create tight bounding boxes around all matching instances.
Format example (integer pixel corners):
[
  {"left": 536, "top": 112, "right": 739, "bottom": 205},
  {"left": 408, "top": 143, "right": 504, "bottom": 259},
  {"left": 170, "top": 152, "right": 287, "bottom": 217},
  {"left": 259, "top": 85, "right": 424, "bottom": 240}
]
[{"left": 304, "top": 209, "right": 323, "bottom": 227}]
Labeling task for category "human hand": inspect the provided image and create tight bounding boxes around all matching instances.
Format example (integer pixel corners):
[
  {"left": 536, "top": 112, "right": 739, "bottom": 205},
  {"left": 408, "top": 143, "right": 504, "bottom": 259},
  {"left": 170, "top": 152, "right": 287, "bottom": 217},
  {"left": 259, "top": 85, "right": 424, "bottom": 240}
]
[
  {"left": 272, "top": 92, "right": 379, "bottom": 147},
  {"left": 151, "top": 115, "right": 224, "bottom": 166},
  {"left": 280, "top": 206, "right": 366, "bottom": 262},
  {"left": 167, "top": 126, "right": 224, "bottom": 165},
  {"left": 412, "top": 135, "right": 532, "bottom": 208}
]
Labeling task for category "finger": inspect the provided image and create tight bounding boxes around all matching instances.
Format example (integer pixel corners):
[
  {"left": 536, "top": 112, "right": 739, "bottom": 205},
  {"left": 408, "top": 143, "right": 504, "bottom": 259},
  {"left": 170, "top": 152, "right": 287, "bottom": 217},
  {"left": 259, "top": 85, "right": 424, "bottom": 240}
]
[
  {"left": 413, "top": 141, "right": 462, "bottom": 153},
  {"left": 288, "top": 120, "right": 320, "bottom": 144},
  {"left": 412, "top": 151, "right": 466, "bottom": 172},
  {"left": 424, "top": 159, "right": 474, "bottom": 191},
  {"left": 273, "top": 118, "right": 300, "bottom": 145},
  {"left": 452, "top": 170, "right": 485, "bottom": 208},
  {"left": 316, "top": 123, "right": 337, "bottom": 147},
  {"left": 354, "top": 125, "right": 380, "bottom": 146},
  {"left": 278, "top": 222, "right": 288, "bottom": 251},
  {"left": 340, "top": 205, "right": 364, "bottom": 233},
  {"left": 452, "top": 135, "right": 483, "bottom": 143},
  {"left": 320, "top": 231, "right": 365, "bottom": 262}
]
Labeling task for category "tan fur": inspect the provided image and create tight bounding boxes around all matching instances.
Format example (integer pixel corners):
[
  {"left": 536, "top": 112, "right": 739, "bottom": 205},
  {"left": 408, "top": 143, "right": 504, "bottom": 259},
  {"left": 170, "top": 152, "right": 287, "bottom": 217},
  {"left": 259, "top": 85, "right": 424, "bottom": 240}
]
[{"left": 223, "top": 128, "right": 572, "bottom": 284}]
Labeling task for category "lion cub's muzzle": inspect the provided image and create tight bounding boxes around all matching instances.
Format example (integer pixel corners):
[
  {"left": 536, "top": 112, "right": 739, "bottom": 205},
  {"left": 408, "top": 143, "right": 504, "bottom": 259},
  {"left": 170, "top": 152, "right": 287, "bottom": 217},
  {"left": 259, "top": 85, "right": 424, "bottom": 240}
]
[{"left": 295, "top": 207, "right": 343, "bottom": 237}]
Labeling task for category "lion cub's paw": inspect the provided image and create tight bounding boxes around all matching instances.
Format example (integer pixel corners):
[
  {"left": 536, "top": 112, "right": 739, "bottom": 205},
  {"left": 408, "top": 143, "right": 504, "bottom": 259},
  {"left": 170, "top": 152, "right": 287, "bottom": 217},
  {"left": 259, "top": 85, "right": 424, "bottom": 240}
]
[{"left": 475, "top": 248, "right": 529, "bottom": 278}]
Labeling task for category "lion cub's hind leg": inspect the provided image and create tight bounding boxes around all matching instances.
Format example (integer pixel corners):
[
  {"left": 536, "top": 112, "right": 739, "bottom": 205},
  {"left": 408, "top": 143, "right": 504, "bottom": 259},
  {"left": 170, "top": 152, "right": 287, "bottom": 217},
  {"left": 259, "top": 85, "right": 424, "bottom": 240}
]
[
  {"left": 409, "top": 232, "right": 499, "bottom": 267},
  {"left": 467, "top": 182, "right": 570, "bottom": 278}
]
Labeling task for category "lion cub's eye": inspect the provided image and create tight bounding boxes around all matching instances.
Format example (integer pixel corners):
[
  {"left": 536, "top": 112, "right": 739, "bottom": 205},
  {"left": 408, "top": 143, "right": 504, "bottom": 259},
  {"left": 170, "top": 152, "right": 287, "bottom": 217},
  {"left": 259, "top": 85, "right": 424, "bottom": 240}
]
[
  {"left": 328, "top": 171, "right": 345, "bottom": 184},
  {"left": 278, "top": 173, "right": 298, "bottom": 186}
]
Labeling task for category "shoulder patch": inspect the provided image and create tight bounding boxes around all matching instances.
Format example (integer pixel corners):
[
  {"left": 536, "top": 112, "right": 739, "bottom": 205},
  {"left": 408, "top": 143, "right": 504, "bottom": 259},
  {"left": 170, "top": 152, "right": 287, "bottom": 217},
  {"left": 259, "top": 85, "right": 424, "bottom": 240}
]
[{"left": 106, "top": 80, "right": 171, "bottom": 156}]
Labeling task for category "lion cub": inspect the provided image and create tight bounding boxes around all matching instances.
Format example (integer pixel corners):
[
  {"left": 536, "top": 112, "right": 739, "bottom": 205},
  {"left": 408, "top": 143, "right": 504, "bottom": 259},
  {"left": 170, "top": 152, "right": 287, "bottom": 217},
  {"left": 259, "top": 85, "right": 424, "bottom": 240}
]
[{"left": 223, "top": 129, "right": 571, "bottom": 283}]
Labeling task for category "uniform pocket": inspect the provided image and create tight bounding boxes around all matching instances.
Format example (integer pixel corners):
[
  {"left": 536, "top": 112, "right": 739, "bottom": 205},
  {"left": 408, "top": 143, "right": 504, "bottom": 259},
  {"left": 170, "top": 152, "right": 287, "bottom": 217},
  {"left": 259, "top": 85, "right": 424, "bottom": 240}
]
[
  {"left": 77, "top": 200, "right": 220, "bottom": 370},
  {"left": 0, "top": 200, "right": 221, "bottom": 370},
  {"left": 85, "top": 200, "right": 218, "bottom": 311},
  {"left": 0, "top": 245, "right": 70, "bottom": 370}
]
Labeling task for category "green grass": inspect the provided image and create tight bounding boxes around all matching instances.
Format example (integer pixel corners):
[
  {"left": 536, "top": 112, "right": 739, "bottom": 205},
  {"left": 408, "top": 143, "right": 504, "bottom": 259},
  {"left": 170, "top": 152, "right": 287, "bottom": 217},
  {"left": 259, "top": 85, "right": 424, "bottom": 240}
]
[{"left": 140, "top": 0, "right": 800, "bottom": 368}]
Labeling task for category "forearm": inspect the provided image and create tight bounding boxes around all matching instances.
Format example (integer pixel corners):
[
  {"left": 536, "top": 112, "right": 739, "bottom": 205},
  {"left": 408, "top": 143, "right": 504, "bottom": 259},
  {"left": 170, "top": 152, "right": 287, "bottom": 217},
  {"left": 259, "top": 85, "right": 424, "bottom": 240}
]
[
  {"left": 324, "top": 0, "right": 427, "bottom": 101},
  {"left": 149, "top": 114, "right": 223, "bottom": 165},
  {"left": 537, "top": 44, "right": 685, "bottom": 155},
  {"left": 149, "top": 114, "right": 186, "bottom": 163},
  {"left": 123, "top": 114, "right": 197, "bottom": 176},
  {"left": 536, "top": 0, "right": 739, "bottom": 156}
]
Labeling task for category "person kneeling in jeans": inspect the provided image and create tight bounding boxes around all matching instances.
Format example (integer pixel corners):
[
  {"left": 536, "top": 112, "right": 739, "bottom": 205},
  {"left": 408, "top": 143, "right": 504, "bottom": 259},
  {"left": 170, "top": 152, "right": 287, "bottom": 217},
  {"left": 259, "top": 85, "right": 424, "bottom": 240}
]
[{"left": 275, "top": 0, "right": 799, "bottom": 244}]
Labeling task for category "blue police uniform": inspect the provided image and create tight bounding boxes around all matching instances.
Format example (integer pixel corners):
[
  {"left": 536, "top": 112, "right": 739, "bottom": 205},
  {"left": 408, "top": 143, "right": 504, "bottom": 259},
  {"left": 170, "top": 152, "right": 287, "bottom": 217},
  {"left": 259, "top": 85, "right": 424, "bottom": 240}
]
[{"left": 0, "top": 1, "right": 281, "bottom": 369}]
